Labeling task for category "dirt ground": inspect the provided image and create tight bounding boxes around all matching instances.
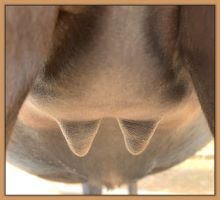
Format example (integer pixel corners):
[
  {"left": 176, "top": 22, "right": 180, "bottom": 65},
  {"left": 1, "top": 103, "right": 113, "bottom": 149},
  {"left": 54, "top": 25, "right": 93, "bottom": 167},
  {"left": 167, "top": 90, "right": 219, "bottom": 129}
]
[{"left": 6, "top": 141, "right": 214, "bottom": 195}]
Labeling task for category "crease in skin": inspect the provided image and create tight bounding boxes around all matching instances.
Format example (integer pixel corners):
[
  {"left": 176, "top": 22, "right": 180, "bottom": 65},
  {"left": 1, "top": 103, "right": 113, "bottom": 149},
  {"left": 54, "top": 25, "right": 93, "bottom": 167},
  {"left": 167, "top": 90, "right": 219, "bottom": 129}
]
[
  {"left": 118, "top": 119, "right": 160, "bottom": 155},
  {"left": 57, "top": 119, "right": 101, "bottom": 157}
]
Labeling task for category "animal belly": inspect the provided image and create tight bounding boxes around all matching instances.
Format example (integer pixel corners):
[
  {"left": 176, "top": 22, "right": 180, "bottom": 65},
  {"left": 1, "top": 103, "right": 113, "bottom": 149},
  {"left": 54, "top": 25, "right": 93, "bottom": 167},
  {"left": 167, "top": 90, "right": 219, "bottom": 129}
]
[{"left": 7, "top": 115, "right": 212, "bottom": 188}]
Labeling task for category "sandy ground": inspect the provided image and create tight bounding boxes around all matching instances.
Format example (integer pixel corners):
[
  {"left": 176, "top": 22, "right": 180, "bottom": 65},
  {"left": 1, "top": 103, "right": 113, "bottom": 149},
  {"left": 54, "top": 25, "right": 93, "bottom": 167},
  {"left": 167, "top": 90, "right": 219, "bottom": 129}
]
[{"left": 6, "top": 141, "right": 214, "bottom": 195}]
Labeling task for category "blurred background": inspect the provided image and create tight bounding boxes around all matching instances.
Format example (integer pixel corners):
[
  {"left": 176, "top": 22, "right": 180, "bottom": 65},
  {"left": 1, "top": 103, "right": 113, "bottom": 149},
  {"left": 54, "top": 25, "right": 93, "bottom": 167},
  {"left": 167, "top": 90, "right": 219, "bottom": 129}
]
[{"left": 6, "top": 140, "right": 214, "bottom": 195}]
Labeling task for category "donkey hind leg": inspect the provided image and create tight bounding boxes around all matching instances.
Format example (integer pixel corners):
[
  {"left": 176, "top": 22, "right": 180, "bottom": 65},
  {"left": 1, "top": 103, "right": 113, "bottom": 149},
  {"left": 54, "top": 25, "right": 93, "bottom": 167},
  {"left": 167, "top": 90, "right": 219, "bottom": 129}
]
[
  {"left": 82, "top": 183, "right": 102, "bottom": 195},
  {"left": 128, "top": 181, "right": 138, "bottom": 195}
]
